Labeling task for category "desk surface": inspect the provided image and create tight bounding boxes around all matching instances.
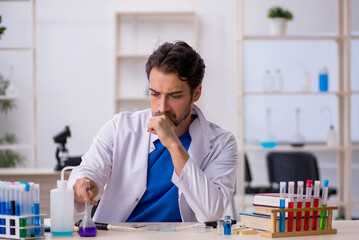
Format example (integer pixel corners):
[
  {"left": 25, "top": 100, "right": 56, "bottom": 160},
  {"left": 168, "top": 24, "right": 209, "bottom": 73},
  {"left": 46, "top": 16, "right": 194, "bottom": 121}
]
[{"left": 44, "top": 220, "right": 358, "bottom": 240}]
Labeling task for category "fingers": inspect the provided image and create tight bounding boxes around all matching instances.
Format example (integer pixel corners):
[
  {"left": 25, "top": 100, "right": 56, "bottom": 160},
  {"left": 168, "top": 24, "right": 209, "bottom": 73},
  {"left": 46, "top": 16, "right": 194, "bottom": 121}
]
[
  {"left": 147, "top": 115, "right": 171, "bottom": 134},
  {"left": 73, "top": 177, "right": 99, "bottom": 205}
]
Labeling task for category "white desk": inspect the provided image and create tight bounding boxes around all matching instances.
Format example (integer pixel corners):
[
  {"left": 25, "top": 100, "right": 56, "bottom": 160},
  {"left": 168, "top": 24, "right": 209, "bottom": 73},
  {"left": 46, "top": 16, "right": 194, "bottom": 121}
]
[{"left": 43, "top": 221, "right": 358, "bottom": 240}]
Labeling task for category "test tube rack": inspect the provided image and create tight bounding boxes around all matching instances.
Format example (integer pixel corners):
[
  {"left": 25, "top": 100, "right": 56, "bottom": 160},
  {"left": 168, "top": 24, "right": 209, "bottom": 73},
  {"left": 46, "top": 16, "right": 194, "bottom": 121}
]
[
  {"left": 260, "top": 206, "right": 338, "bottom": 238},
  {"left": 0, "top": 214, "right": 45, "bottom": 239}
]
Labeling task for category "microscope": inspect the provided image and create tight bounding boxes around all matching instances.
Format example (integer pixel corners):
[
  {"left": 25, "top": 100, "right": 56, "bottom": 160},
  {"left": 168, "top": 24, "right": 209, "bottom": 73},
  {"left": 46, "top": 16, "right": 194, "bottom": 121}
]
[{"left": 53, "top": 126, "right": 82, "bottom": 171}]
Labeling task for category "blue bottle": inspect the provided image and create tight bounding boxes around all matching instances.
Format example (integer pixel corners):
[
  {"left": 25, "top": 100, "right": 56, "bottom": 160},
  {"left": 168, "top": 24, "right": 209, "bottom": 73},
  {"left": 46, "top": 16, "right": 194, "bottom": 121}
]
[
  {"left": 223, "top": 215, "right": 232, "bottom": 235},
  {"left": 319, "top": 66, "right": 328, "bottom": 92}
]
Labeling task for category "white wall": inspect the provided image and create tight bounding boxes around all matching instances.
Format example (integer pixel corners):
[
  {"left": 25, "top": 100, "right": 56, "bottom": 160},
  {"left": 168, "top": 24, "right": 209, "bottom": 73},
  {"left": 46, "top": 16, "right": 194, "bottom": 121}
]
[{"left": 33, "top": 0, "right": 237, "bottom": 168}]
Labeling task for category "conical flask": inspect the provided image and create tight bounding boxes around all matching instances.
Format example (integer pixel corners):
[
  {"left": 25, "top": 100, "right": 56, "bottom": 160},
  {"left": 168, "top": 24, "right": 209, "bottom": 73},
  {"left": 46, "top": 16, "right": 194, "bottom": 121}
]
[
  {"left": 5, "top": 65, "right": 18, "bottom": 96},
  {"left": 290, "top": 108, "right": 305, "bottom": 147},
  {"left": 79, "top": 179, "right": 97, "bottom": 237},
  {"left": 260, "top": 108, "right": 278, "bottom": 148}
]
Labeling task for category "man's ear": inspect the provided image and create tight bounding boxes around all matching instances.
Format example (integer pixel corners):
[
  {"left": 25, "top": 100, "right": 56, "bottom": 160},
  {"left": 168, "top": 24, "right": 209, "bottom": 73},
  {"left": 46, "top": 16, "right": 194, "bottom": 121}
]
[{"left": 193, "top": 85, "right": 202, "bottom": 102}]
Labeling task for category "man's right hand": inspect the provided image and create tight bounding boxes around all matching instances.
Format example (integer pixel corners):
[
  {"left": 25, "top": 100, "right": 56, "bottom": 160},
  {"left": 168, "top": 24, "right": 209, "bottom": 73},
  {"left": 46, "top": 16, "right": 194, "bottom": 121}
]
[{"left": 73, "top": 177, "right": 99, "bottom": 205}]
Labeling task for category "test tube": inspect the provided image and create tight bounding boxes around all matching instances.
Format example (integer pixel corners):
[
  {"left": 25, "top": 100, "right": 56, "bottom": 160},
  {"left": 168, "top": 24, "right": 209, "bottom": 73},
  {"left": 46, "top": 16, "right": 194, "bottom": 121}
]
[
  {"left": 296, "top": 181, "right": 304, "bottom": 231},
  {"left": 279, "top": 182, "right": 286, "bottom": 232},
  {"left": 320, "top": 179, "right": 329, "bottom": 230},
  {"left": 9, "top": 183, "right": 16, "bottom": 235},
  {"left": 33, "top": 184, "right": 41, "bottom": 237},
  {"left": 312, "top": 180, "right": 320, "bottom": 230},
  {"left": 303, "top": 180, "right": 312, "bottom": 231},
  {"left": 0, "top": 182, "right": 4, "bottom": 234},
  {"left": 19, "top": 184, "right": 27, "bottom": 238},
  {"left": 287, "top": 181, "right": 294, "bottom": 232}
]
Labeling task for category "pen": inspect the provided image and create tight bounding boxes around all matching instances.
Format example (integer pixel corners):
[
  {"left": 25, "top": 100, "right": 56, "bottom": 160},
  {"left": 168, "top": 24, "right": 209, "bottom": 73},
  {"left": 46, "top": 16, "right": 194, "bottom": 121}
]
[
  {"left": 303, "top": 180, "right": 312, "bottom": 231},
  {"left": 279, "top": 182, "right": 286, "bottom": 233},
  {"left": 296, "top": 181, "right": 304, "bottom": 231},
  {"left": 287, "top": 181, "right": 294, "bottom": 232},
  {"left": 312, "top": 180, "right": 320, "bottom": 230},
  {"left": 320, "top": 179, "right": 329, "bottom": 230}
]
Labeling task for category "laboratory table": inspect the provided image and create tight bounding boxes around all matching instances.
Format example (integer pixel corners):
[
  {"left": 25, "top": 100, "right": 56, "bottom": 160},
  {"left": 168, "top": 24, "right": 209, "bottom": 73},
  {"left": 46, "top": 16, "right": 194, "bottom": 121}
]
[{"left": 43, "top": 220, "right": 358, "bottom": 240}]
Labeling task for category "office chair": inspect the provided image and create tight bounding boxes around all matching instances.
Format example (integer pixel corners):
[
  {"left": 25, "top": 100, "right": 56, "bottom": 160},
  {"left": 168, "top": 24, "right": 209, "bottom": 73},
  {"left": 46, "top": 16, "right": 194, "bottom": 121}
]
[{"left": 266, "top": 152, "right": 337, "bottom": 198}]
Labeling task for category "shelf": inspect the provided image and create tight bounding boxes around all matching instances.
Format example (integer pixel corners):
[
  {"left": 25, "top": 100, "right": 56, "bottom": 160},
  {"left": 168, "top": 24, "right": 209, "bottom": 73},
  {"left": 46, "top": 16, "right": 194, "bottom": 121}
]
[
  {"left": 0, "top": 46, "right": 33, "bottom": 51},
  {"left": 351, "top": 35, "right": 359, "bottom": 39},
  {"left": 116, "top": 11, "right": 196, "bottom": 16},
  {"left": 117, "top": 54, "right": 149, "bottom": 59},
  {"left": 351, "top": 91, "right": 359, "bottom": 95},
  {"left": 239, "top": 35, "right": 340, "bottom": 41},
  {"left": 0, "top": 144, "right": 33, "bottom": 150},
  {"left": 244, "top": 144, "right": 344, "bottom": 152},
  {"left": 243, "top": 91, "right": 343, "bottom": 96},
  {"left": 0, "top": 95, "right": 33, "bottom": 100},
  {"left": 116, "top": 97, "right": 148, "bottom": 102},
  {"left": 352, "top": 144, "right": 359, "bottom": 151}
]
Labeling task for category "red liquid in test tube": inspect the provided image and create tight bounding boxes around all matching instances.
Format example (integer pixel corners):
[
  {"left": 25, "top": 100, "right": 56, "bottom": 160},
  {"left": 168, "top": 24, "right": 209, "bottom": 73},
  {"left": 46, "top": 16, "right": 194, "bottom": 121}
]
[
  {"left": 296, "top": 201, "right": 303, "bottom": 231},
  {"left": 303, "top": 180, "right": 312, "bottom": 231},
  {"left": 312, "top": 181, "right": 321, "bottom": 230},
  {"left": 287, "top": 181, "right": 295, "bottom": 232},
  {"left": 296, "top": 181, "right": 304, "bottom": 231}
]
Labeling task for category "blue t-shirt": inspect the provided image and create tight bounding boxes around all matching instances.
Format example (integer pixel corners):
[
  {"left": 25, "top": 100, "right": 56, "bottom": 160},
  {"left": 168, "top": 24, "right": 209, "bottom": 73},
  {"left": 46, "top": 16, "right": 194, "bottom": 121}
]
[{"left": 126, "top": 130, "right": 192, "bottom": 222}]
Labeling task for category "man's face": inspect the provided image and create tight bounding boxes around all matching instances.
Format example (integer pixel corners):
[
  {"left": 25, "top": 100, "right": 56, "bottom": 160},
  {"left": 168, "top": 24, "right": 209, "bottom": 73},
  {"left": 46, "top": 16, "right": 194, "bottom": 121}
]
[{"left": 148, "top": 67, "right": 201, "bottom": 127}]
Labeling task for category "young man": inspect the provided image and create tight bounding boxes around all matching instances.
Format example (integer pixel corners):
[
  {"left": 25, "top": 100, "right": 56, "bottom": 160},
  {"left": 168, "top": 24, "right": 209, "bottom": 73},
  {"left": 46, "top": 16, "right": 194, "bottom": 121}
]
[{"left": 68, "top": 41, "right": 238, "bottom": 223}]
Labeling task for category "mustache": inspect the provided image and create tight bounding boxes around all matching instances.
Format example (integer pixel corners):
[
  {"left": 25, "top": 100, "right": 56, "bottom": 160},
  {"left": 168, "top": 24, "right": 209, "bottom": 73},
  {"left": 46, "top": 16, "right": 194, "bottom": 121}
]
[{"left": 155, "top": 111, "right": 176, "bottom": 118}]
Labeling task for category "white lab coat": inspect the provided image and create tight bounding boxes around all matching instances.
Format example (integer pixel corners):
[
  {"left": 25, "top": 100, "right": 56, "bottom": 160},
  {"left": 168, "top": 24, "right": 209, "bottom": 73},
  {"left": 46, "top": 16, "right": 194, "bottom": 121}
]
[{"left": 68, "top": 105, "right": 238, "bottom": 223}]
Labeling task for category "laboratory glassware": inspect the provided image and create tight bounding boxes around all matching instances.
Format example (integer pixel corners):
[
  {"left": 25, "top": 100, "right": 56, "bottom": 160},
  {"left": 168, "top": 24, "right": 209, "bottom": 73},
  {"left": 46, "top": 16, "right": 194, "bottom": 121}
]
[{"left": 79, "top": 179, "right": 97, "bottom": 237}]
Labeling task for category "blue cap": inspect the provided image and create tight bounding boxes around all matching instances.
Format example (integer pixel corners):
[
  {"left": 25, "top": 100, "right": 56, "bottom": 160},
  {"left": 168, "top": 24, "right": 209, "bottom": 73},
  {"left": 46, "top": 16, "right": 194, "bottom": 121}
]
[
  {"left": 25, "top": 183, "right": 30, "bottom": 191},
  {"left": 323, "top": 179, "right": 329, "bottom": 187}
]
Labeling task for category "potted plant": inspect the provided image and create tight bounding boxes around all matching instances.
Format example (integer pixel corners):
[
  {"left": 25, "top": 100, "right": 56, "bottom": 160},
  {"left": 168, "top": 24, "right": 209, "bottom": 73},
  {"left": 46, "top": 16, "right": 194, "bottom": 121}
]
[{"left": 267, "top": 6, "right": 293, "bottom": 35}]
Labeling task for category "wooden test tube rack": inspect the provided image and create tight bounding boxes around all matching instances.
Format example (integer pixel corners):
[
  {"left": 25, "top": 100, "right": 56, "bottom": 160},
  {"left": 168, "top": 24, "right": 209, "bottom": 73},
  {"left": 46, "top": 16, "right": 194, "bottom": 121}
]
[{"left": 260, "top": 206, "right": 338, "bottom": 238}]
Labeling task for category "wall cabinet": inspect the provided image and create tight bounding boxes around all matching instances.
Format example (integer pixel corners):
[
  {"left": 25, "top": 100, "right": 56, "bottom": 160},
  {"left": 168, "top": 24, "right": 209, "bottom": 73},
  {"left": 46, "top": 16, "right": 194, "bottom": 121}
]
[{"left": 114, "top": 12, "right": 199, "bottom": 114}]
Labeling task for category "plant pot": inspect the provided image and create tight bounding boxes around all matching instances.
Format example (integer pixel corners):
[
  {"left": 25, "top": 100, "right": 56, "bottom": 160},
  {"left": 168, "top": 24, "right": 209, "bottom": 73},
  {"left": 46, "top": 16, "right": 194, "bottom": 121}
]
[{"left": 269, "top": 18, "right": 287, "bottom": 35}]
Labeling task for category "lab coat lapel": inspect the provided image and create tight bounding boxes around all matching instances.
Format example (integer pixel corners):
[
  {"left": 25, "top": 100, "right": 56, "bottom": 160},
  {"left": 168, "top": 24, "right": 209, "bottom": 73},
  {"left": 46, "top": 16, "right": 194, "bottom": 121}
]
[{"left": 188, "top": 105, "right": 214, "bottom": 170}]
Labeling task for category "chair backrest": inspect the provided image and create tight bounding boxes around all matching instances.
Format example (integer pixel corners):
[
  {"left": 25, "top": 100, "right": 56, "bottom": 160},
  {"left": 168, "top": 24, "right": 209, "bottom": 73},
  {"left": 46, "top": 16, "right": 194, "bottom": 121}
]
[
  {"left": 245, "top": 154, "right": 252, "bottom": 183},
  {"left": 267, "top": 152, "right": 319, "bottom": 188}
]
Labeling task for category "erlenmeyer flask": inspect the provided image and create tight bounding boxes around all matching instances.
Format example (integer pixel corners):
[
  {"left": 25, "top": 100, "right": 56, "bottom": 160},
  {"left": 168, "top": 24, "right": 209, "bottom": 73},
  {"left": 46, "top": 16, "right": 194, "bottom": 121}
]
[
  {"left": 5, "top": 65, "right": 18, "bottom": 96},
  {"left": 290, "top": 108, "right": 305, "bottom": 147},
  {"left": 79, "top": 179, "right": 97, "bottom": 237},
  {"left": 260, "top": 108, "right": 278, "bottom": 148}
]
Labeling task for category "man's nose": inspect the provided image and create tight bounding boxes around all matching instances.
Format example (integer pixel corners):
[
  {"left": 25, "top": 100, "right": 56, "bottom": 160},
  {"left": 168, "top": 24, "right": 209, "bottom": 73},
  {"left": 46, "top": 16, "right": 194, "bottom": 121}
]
[{"left": 158, "top": 96, "right": 170, "bottom": 113}]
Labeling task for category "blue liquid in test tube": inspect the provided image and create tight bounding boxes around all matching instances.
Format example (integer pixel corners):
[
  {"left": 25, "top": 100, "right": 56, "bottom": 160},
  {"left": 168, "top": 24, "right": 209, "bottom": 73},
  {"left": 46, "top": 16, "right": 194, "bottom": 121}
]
[{"left": 279, "top": 182, "right": 286, "bottom": 233}]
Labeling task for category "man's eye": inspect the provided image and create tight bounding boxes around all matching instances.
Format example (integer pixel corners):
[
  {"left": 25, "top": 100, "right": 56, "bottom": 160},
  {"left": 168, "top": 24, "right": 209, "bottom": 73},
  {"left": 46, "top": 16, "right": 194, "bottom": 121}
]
[
  {"left": 151, "top": 93, "right": 159, "bottom": 97},
  {"left": 171, "top": 95, "right": 182, "bottom": 99}
]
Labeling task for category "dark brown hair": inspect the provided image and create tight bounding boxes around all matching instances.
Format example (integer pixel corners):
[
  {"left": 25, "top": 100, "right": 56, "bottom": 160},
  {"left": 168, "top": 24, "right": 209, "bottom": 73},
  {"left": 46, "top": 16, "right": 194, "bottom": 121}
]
[{"left": 145, "top": 41, "right": 205, "bottom": 93}]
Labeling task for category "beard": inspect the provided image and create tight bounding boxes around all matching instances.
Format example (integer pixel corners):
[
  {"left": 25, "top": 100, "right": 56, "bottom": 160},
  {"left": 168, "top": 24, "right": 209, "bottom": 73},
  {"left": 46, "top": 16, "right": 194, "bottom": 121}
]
[{"left": 154, "top": 98, "right": 193, "bottom": 127}]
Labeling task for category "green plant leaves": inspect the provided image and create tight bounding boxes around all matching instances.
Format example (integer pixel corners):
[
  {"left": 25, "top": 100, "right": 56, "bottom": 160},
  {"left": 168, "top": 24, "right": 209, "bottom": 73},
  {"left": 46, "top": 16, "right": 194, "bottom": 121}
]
[{"left": 268, "top": 6, "right": 293, "bottom": 20}]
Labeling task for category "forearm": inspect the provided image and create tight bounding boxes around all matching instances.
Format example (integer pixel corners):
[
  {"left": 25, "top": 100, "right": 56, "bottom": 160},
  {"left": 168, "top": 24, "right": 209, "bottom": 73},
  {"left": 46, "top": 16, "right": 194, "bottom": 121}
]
[
  {"left": 172, "top": 158, "right": 234, "bottom": 222},
  {"left": 167, "top": 140, "right": 190, "bottom": 176}
]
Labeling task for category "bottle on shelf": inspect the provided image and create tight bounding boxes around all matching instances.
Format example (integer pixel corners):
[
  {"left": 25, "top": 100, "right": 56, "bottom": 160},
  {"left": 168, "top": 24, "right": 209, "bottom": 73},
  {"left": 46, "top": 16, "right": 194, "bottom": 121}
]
[
  {"left": 327, "top": 125, "right": 337, "bottom": 147},
  {"left": 260, "top": 108, "right": 278, "bottom": 148},
  {"left": 318, "top": 65, "right": 329, "bottom": 92},
  {"left": 272, "top": 69, "right": 283, "bottom": 92},
  {"left": 301, "top": 69, "right": 311, "bottom": 92},
  {"left": 290, "top": 108, "right": 306, "bottom": 147},
  {"left": 262, "top": 70, "right": 272, "bottom": 92},
  {"left": 5, "top": 65, "right": 18, "bottom": 96}
]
